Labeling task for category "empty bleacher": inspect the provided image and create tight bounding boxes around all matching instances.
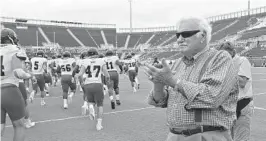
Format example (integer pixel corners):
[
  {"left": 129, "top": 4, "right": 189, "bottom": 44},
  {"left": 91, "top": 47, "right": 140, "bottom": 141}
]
[
  {"left": 137, "top": 33, "right": 153, "bottom": 45},
  {"left": 149, "top": 32, "right": 167, "bottom": 46},
  {"left": 70, "top": 28, "right": 97, "bottom": 47},
  {"left": 87, "top": 29, "right": 105, "bottom": 47},
  {"left": 116, "top": 33, "right": 128, "bottom": 48},
  {"left": 127, "top": 33, "right": 142, "bottom": 48},
  {"left": 239, "top": 27, "right": 266, "bottom": 40},
  {"left": 153, "top": 31, "right": 175, "bottom": 46},
  {"left": 3, "top": 23, "right": 46, "bottom": 46},
  {"left": 1, "top": 6, "right": 266, "bottom": 59},
  {"left": 245, "top": 46, "right": 266, "bottom": 57},
  {"left": 211, "top": 19, "right": 235, "bottom": 34},
  {"left": 41, "top": 26, "right": 80, "bottom": 47},
  {"left": 103, "top": 28, "right": 116, "bottom": 46}
]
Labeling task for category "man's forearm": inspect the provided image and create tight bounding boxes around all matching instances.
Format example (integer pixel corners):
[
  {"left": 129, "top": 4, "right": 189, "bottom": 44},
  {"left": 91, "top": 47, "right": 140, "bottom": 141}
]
[
  {"left": 153, "top": 84, "right": 167, "bottom": 101},
  {"left": 148, "top": 84, "right": 168, "bottom": 107}
]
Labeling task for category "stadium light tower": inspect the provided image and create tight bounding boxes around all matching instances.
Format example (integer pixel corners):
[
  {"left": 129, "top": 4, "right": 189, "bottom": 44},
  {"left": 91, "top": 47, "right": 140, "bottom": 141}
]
[
  {"left": 128, "top": 0, "right": 133, "bottom": 33},
  {"left": 248, "top": 0, "right": 251, "bottom": 16}
]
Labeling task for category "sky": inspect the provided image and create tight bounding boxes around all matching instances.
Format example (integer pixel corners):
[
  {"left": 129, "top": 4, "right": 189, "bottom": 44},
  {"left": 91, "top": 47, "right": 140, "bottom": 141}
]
[{"left": 1, "top": 0, "right": 266, "bottom": 28}]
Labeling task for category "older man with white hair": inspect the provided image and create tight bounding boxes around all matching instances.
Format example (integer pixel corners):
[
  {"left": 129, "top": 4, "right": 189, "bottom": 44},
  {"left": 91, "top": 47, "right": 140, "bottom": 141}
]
[{"left": 144, "top": 17, "right": 239, "bottom": 141}]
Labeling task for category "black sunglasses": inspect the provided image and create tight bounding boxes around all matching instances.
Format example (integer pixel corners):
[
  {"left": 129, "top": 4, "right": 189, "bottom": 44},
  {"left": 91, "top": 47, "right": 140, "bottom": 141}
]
[{"left": 176, "top": 30, "right": 200, "bottom": 39}]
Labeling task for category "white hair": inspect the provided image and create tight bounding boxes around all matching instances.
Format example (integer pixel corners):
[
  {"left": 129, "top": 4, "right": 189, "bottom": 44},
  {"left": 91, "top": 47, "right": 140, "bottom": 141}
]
[{"left": 176, "top": 16, "right": 212, "bottom": 44}]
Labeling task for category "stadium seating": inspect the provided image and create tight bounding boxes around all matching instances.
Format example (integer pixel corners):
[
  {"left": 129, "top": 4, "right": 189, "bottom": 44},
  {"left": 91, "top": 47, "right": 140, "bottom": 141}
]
[
  {"left": 3, "top": 23, "right": 46, "bottom": 46},
  {"left": 69, "top": 28, "right": 98, "bottom": 47},
  {"left": 136, "top": 33, "right": 153, "bottom": 45},
  {"left": 86, "top": 29, "right": 105, "bottom": 47},
  {"left": 41, "top": 26, "right": 80, "bottom": 47},
  {"left": 153, "top": 31, "right": 175, "bottom": 46},
  {"left": 117, "top": 33, "right": 128, "bottom": 48},
  {"left": 127, "top": 33, "right": 142, "bottom": 48},
  {"left": 103, "top": 28, "right": 116, "bottom": 47},
  {"left": 244, "top": 46, "right": 266, "bottom": 57},
  {"left": 239, "top": 27, "right": 266, "bottom": 40},
  {"left": 211, "top": 19, "right": 236, "bottom": 34},
  {"left": 2, "top": 8, "right": 266, "bottom": 63}
]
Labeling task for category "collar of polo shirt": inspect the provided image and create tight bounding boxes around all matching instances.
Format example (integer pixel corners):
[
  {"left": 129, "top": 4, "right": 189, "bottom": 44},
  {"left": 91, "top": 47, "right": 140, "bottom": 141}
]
[{"left": 182, "top": 46, "right": 210, "bottom": 65}]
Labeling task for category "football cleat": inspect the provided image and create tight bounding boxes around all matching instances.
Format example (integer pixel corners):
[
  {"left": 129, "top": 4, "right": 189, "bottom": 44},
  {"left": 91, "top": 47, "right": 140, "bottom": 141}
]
[
  {"left": 116, "top": 100, "right": 121, "bottom": 106},
  {"left": 111, "top": 101, "right": 115, "bottom": 109},
  {"left": 96, "top": 123, "right": 103, "bottom": 131}
]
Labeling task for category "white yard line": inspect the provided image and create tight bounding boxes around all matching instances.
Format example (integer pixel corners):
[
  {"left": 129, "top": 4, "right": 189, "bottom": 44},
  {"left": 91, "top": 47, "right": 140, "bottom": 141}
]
[
  {"left": 6, "top": 107, "right": 155, "bottom": 128},
  {"left": 32, "top": 88, "right": 150, "bottom": 100},
  {"left": 253, "top": 79, "right": 266, "bottom": 82},
  {"left": 254, "top": 92, "right": 266, "bottom": 96},
  {"left": 255, "top": 107, "right": 266, "bottom": 111}
]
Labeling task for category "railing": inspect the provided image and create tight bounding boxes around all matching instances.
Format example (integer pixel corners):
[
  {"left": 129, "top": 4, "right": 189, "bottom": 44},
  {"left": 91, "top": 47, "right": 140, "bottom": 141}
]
[
  {"left": 0, "top": 17, "right": 116, "bottom": 29},
  {"left": 207, "top": 6, "right": 266, "bottom": 22},
  {"left": 118, "top": 26, "right": 176, "bottom": 33}
]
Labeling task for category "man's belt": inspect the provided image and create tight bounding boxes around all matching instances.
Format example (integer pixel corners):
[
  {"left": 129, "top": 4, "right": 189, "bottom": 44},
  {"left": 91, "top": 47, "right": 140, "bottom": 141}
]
[{"left": 170, "top": 126, "right": 225, "bottom": 136}]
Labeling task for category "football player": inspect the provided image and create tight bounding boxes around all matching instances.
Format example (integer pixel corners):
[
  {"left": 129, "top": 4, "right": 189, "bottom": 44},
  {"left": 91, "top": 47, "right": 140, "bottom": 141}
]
[
  {"left": 105, "top": 50, "right": 122, "bottom": 109},
  {"left": 55, "top": 54, "right": 62, "bottom": 83},
  {"left": 1, "top": 28, "right": 31, "bottom": 141},
  {"left": 131, "top": 52, "right": 140, "bottom": 89},
  {"left": 29, "top": 50, "right": 48, "bottom": 106},
  {"left": 50, "top": 56, "right": 58, "bottom": 86},
  {"left": 57, "top": 51, "right": 77, "bottom": 109},
  {"left": 75, "top": 48, "right": 110, "bottom": 131},
  {"left": 75, "top": 52, "right": 89, "bottom": 115},
  {"left": 123, "top": 55, "right": 138, "bottom": 93},
  {"left": 98, "top": 53, "right": 109, "bottom": 97},
  {"left": 16, "top": 51, "right": 36, "bottom": 129},
  {"left": 43, "top": 56, "right": 52, "bottom": 96}
]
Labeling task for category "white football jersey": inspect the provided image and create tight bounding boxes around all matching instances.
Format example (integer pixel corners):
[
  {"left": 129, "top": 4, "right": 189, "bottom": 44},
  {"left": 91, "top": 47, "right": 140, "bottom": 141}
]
[
  {"left": 76, "top": 59, "right": 83, "bottom": 67},
  {"left": 54, "top": 58, "right": 62, "bottom": 69},
  {"left": 31, "top": 57, "right": 47, "bottom": 74},
  {"left": 58, "top": 58, "right": 76, "bottom": 75},
  {"left": 105, "top": 56, "right": 119, "bottom": 72},
  {"left": 47, "top": 59, "right": 54, "bottom": 73},
  {"left": 0, "top": 45, "right": 25, "bottom": 87},
  {"left": 124, "top": 59, "right": 136, "bottom": 71},
  {"left": 76, "top": 59, "right": 87, "bottom": 78},
  {"left": 82, "top": 58, "right": 105, "bottom": 84}
]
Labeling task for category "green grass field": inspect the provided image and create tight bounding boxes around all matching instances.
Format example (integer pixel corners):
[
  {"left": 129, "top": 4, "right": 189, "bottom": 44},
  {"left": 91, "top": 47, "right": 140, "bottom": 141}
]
[{"left": 2, "top": 67, "right": 266, "bottom": 141}]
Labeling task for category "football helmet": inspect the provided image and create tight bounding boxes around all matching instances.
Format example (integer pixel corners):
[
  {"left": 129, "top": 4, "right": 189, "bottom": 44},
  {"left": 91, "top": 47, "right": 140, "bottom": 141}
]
[
  {"left": 80, "top": 51, "right": 87, "bottom": 59},
  {"left": 127, "top": 55, "right": 132, "bottom": 59},
  {"left": 63, "top": 51, "right": 71, "bottom": 58},
  {"left": 87, "top": 48, "right": 99, "bottom": 57},
  {"left": 52, "top": 56, "right": 56, "bottom": 59},
  {"left": 105, "top": 50, "right": 114, "bottom": 56},
  {"left": 98, "top": 53, "right": 105, "bottom": 58},
  {"left": 1, "top": 28, "right": 19, "bottom": 45},
  {"left": 36, "top": 50, "right": 45, "bottom": 57}
]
